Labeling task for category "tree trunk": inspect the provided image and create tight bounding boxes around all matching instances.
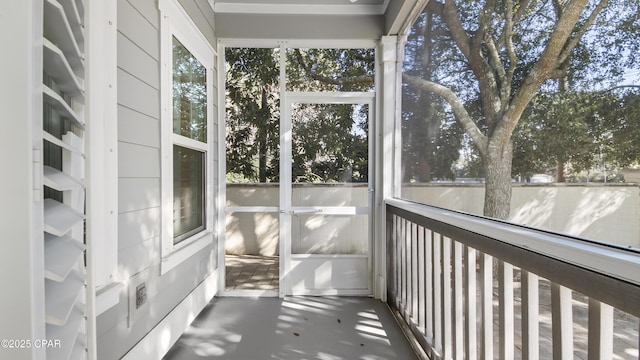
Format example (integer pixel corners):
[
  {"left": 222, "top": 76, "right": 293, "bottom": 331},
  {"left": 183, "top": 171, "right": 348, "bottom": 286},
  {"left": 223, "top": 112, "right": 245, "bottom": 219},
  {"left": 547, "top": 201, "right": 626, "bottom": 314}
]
[
  {"left": 483, "top": 140, "right": 513, "bottom": 220},
  {"left": 556, "top": 159, "right": 566, "bottom": 182}
]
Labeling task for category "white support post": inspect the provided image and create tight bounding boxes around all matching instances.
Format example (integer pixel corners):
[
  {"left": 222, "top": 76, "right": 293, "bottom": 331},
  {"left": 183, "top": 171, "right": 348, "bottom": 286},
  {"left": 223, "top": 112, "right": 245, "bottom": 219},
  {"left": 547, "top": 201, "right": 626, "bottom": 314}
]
[
  {"left": 426, "top": 229, "right": 434, "bottom": 342},
  {"left": 499, "top": 261, "right": 514, "bottom": 360},
  {"left": 587, "top": 299, "right": 613, "bottom": 360},
  {"left": 551, "top": 283, "right": 574, "bottom": 360},
  {"left": 522, "top": 271, "right": 539, "bottom": 360},
  {"left": 377, "top": 35, "right": 399, "bottom": 301},
  {"left": 442, "top": 236, "right": 453, "bottom": 358},
  {"left": 0, "top": 2, "right": 46, "bottom": 359},
  {"left": 433, "top": 233, "right": 443, "bottom": 355},
  {"left": 411, "top": 223, "right": 419, "bottom": 321},
  {"left": 418, "top": 226, "right": 426, "bottom": 334},
  {"left": 453, "top": 241, "right": 464, "bottom": 360},
  {"left": 465, "top": 246, "right": 478, "bottom": 360},
  {"left": 480, "top": 253, "right": 494, "bottom": 360}
]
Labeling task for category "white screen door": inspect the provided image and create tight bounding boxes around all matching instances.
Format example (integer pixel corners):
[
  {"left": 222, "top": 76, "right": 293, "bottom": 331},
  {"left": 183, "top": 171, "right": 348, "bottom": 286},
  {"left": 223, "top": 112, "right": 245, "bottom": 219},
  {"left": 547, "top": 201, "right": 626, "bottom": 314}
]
[{"left": 280, "top": 92, "right": 374, "bottom": 296}]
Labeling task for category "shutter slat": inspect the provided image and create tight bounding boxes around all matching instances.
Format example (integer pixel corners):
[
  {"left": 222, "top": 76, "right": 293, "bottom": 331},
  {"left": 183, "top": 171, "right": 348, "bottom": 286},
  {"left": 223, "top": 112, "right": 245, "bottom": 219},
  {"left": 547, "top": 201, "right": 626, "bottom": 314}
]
[
  {"left": 45, "top": 233, "right": 85, "bottom": 282},
  {"left": 43, "top": 85, "right": 83, "bottom": 127},
  {"left": 44, "top": 0, "right": 84, "bottom": 74},
  {"left": 43, "top": 39, "right": 84, "bottom": 98},
  {"left": 46, "top": 305, "right": 84, "bottom": 360},
  {"left": 43, "top": 199, "right": 85, "bottom": 237},
  {"left": 43, "top": 165, "right": 83, "bottom": 192},
  {"left": 44, "top": 131, "right": 83, "bottom": 155},
  {"left": 45, "top": 270, "right": 84, "bottom": 326}
]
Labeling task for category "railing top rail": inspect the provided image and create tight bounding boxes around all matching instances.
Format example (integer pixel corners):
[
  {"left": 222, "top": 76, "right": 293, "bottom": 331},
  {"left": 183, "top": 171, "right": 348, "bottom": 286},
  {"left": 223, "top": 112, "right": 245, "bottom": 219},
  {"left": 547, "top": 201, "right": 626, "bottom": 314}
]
[{"left": 386, "top": 198, "right": 640, "bottom": 288}]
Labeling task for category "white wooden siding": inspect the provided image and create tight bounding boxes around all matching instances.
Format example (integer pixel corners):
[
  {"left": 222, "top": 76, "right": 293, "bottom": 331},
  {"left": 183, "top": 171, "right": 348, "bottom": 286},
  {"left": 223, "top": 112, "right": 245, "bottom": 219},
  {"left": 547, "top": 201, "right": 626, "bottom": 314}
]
[
  {"left": 117, "top": 105, "right": 160, "bottom": 148},
  {"left": 96, "top": 0, "right": 217, "bottom": 358}
]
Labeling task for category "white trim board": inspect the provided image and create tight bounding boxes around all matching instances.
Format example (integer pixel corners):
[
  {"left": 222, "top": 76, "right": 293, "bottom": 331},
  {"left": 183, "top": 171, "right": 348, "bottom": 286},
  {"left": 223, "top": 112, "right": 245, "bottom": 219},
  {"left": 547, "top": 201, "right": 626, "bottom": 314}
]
[
  {"left": 120, "top": 270, "right": 219, "bottom": 360},
  {"left": 210, "top": 1, "right": 388, "bottom": 15}
]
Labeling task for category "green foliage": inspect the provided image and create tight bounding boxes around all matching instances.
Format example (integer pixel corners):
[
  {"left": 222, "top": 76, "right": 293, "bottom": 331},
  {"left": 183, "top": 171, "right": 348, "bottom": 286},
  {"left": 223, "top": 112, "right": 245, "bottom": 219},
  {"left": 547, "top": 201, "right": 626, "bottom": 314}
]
[
  {"left": 225, "top": 47, "right": 374, "bottom": 183},
  {"left": 513, "top": 89, "right": 640, "bottom": 181}
]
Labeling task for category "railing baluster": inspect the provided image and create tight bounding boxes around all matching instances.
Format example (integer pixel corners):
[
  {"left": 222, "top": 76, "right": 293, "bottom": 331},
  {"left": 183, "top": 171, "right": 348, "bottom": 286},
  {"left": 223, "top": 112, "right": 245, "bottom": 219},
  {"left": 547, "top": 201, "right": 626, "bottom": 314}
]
[
  {"left": 418, "top": 226, "right": 426, "bottom": 334},
  {"left": 522, "top": 270, "right": 539, "bottom": 360},
  {"left": 401, "top": 218, "right": 407, "bottom": 319},
  {"left": 443, "top": 236, "right": 453, "bottom": 358},
  {"left": 465, "top": 246, "right": 477, "bottom": 360},
  {"left": 395, "top": 214, "right": 401, "bottom": 306},
  {"left": 454, "top": 241, "right": 464, "bottom": 360},
  {"left": 480, "top": 252, "right": 493, "bottom": 360},
  {"left": 404, "top": 220, "right": 413, "bottom": 323},
  {"left": 412, "top": 223, "right": 419, "bottom": 322},
  {"left": 499, "top": 261, "right": 514, "bottom": 360},
  {"left": 551, "top": 283, "right": 574, "bottom": 360},
  {"left": 426, "top": 229, "right": 434, "bottom": 342},
  {"left": 587, "top": 298, "right": 613, "bottom": 360},
  {"left": 434, "top": 232, "right": 443, "bottom": 355}
]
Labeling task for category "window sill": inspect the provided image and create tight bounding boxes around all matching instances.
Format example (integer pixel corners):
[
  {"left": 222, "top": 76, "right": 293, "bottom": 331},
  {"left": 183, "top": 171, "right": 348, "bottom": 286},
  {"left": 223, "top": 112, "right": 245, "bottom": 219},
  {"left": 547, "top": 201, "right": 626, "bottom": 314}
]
[{"left": 161, "top": 232, "right": 213, "bottom": 275}]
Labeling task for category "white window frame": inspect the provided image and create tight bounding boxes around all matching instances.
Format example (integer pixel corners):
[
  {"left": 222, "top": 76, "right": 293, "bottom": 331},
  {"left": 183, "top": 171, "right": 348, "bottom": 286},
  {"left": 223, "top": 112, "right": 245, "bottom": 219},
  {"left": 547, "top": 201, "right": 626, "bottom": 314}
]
[{"left": 159, "top": 0, "right": 216, "bottom": 275}]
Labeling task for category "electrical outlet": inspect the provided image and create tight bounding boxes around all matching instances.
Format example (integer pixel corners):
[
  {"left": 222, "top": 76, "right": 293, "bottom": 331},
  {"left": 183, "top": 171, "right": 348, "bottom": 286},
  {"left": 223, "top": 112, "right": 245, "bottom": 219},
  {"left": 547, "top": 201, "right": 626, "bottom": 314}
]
[{"left": 135, "top": 283, "right": 147, "bottom": 309}]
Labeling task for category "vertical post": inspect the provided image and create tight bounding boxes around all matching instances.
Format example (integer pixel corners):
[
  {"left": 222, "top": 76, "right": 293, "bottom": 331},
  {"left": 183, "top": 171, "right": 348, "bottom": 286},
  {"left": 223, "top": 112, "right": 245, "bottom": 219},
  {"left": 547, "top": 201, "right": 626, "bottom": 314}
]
[
  {"left": 85, "top": 1, "right": 119, "bottom": 358},
  {"left": 587, "top": 299, "right": 613, "bottom": 360},
  {"left": 401, "top": 219, "right": 407, "bottom": 317},
  {"left": 411, "top": 223, "right": 419, "bottom": 321},
  {"left": 426, "top": 229, "right": 434, "bottom": 342},
  {"left": 433, "top": 233, "right": 443, "bottom": 355},
  {"left": 521, "top": 271, "right": 539, "bottom": 360},
  {"left": 377, "top": 36, "right": 399, "bottom": 301},
  {"left": 465, "top": 246, "right": 478, "bottom": 360},
  {"left": 278, "top": 43, "right": 289, "bottom": 297},
  {"left": 386, "top": 208, "right": 395, "bottom": 302},
  {"left": 551, "top": 283, "right": 574, "bottom": 360},
  {"left": 499, "top": 261, "right": 514, "bottom": 360},
  {"left": 418, "top": 226, "right": 426, "bottom": 333},
  {"left": 454, "top": 241, "right": 464, "bottom": 360},
  {"left": 442, "top": 236, "right": 452, "bottom": 358},
  {"left": 480, "top": 253, "right": 494, "bottom": 360},
  {"left": 0, "top": 1, "right": 46, "bottom": 359}
]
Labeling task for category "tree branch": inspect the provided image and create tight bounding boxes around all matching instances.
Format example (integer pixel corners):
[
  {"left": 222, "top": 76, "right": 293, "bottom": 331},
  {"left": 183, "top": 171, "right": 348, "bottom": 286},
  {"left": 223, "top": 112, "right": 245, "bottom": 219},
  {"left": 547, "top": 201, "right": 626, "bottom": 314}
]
[
  {"left": 557, "top": 0, "right": 608, "bottom": 65},
  {"left": 403, "top": 73, "right": 489, "bottom": 156},
  {"left": 293, "top": 49, "right": 374, "bottom": 86},
  {"left": 508, "top": 0, "right": 592, "bottom": 132},
  {"left": 504, "top": 0, "right": 518, "bottom": 101},
  {"left": 442, "top": 0, "right": 473, "bottom": 60}
]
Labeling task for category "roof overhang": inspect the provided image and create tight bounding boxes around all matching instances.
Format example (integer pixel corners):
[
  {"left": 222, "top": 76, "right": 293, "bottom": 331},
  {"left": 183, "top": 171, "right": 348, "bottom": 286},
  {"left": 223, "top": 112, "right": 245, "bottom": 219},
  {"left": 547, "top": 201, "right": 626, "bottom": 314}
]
[{"left": 210, "top": 0, "right": 426, "bottom": 40}]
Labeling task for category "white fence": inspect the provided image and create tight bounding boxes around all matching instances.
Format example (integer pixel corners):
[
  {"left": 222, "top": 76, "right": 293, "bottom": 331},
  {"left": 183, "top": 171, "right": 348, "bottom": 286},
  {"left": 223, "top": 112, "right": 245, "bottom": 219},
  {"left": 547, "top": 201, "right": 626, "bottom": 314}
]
[{"left": 402, "top": 183, "right": 640, "bottom": 249}]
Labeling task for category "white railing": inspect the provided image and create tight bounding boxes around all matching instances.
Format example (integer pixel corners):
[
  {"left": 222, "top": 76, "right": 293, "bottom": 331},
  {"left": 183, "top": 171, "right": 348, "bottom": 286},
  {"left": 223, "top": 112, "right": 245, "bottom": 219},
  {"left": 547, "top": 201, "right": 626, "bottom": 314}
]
[{"left": 386, "top": 198, "right": 640, "bottom": 360}]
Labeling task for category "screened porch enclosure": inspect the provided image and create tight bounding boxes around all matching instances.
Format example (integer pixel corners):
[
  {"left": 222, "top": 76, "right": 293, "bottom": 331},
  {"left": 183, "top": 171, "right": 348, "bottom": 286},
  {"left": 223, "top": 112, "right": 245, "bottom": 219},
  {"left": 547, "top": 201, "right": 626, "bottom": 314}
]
[
  {"left": 5, "top": 0, "right": 640, "bottom": 359},
  {"left": 223, "top": 45, "right": 376, "bottom": 296}
]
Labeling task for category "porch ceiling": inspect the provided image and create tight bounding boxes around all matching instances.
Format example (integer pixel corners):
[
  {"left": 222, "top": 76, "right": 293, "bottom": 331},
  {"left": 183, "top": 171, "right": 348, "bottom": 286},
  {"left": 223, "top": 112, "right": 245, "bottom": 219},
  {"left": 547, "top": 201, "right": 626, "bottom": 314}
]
[{"left": 210, "top": 0, "right": 421, "bottom": 40}]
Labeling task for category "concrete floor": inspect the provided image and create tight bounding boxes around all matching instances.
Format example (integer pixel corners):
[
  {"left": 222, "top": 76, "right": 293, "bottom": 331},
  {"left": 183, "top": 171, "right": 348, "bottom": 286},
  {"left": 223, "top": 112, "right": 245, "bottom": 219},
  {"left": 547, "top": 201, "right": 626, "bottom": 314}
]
[{"left": 163, "top": 296, "right": 418, "bottom": 360}]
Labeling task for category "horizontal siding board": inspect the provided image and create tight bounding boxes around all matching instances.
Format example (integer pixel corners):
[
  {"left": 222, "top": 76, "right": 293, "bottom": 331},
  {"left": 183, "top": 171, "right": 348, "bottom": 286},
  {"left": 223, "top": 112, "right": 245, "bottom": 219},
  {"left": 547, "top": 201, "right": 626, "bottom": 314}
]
[
  {"left": 118, "top": 207, "right": 161, "bottom": 251},
  {"left": 177, "top": 0, "right": 215, "bottom": 46},
  {"left": 119, "top": 237, "right": 158, "bottom": 276},
  {"left": 118, "top": 141, "right": 160, "bottom": 178},
  {"left": 117, "top": 68, "right": 160, "bottom": 119},
  {"left": 126, "top": 0, "right": 160, "bottom": 29},
  {"left": 117, "top": 32, "right": 160, "bottom": 89},
  {"left": 118, "top": 105, "right": 160, "bottom": 148},
  {"left": 96, "top": 247, "right": 214, "bottom": 360},
  {"left": 117, "top": 0, "right": 159, "bottom": 59},
  {"left": 118, "top": 178, "right": 161, "bottom": 213}
]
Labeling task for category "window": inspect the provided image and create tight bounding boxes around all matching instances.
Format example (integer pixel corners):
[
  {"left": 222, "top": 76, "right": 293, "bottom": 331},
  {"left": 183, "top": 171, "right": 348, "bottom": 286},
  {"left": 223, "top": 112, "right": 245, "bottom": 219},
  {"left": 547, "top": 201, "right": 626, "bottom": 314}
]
[{"left": 160, "top": 0, "right": 215, "bottom": 272}]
